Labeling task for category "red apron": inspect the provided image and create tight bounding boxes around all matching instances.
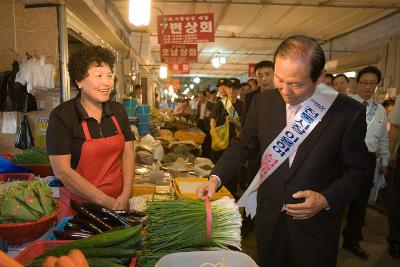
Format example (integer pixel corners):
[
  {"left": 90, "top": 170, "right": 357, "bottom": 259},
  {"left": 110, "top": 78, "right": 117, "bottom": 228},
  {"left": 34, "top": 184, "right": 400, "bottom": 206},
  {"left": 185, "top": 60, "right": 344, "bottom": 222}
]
[{"left": 59, "top": 116, "right": 125, "bottom": 219}]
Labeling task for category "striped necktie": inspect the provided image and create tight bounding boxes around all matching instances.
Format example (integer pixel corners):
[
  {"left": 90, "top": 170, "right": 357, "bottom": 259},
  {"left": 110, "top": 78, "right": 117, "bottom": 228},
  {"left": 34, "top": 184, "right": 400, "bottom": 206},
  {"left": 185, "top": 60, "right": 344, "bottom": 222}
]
[{"left": 287, "top": 104, "right": 301, "bottom": 167}]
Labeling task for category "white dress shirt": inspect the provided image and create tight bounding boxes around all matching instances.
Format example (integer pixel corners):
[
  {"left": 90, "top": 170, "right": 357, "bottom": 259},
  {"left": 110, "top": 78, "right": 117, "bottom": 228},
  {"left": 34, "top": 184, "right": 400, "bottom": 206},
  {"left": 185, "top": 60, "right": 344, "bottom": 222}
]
[{"left": 352, "top": 95, "right": 390, "bottom": 166}]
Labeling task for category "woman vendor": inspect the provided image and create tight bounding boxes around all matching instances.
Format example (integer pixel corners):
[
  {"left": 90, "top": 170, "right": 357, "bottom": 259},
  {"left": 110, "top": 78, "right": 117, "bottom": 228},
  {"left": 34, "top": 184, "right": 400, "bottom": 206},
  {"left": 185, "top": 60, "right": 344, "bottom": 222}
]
[{"left": 46, "top": 46, "right": 134, "bottom": 219}]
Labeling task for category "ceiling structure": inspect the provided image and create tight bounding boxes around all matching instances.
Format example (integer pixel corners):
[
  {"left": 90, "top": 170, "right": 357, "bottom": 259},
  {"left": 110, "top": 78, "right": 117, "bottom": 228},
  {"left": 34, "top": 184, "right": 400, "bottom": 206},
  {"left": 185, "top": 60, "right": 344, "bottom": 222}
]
[{"left": 110, "top": 0, "right": 400, "bottom": 78}]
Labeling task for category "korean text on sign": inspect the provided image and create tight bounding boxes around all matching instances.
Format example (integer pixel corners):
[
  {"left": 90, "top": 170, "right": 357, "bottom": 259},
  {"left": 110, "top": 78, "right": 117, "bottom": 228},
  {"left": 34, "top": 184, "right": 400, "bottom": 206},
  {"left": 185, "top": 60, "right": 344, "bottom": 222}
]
[{"left": 157, "top": 13, "right": 215, "bottom": 44}]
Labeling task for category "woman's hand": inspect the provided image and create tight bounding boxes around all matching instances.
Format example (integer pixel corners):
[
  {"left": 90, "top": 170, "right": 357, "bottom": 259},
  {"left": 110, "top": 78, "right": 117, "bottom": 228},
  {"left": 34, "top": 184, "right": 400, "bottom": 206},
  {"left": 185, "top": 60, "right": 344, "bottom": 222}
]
[{"left": 113, "top": 193, "right": 130, "bottom": 210}]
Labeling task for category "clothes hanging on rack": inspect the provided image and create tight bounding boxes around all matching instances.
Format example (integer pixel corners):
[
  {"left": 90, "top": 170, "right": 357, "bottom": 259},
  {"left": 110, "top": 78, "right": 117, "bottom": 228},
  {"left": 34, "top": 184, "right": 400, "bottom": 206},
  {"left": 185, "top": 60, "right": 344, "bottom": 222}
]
[{"left": 15, "top": 54, "right": 55, "bottom": 92}]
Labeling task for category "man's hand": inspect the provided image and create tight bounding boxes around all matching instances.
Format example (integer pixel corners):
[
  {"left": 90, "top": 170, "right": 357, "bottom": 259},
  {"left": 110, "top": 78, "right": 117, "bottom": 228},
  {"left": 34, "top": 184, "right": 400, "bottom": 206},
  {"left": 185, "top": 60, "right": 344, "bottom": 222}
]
[
  {"left": 196, "top": 176, "right": 219, "bottom": 200},
  {"left": 380, "top": 165, "right": 389, "bottom": 176},
  {"left": 389, "top": 153, "right": 396, "bottom": 168},
  {"left": 284, "top": 190, "right": 329, "bottom": 220}
]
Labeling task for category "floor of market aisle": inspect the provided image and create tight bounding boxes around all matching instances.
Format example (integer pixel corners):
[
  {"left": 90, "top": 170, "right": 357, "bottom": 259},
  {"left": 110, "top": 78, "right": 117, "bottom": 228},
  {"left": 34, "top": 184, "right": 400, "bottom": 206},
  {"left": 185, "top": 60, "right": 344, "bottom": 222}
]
[{"left": 241, "top": 207, "right": 399, "bottom": 266}]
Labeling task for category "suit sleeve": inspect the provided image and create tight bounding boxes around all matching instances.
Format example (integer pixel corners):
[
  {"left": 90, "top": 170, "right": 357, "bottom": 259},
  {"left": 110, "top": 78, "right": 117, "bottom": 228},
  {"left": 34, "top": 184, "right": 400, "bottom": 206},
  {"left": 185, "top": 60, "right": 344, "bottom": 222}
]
[
  {"left": 211, "top": 95, "right": 260, "bottom": 186},
  {"left": 321, "top": 106, "right": 371, "bottom": 213},
  {"left": 241, "top": 93, "right": 251, "bottom": 126}
]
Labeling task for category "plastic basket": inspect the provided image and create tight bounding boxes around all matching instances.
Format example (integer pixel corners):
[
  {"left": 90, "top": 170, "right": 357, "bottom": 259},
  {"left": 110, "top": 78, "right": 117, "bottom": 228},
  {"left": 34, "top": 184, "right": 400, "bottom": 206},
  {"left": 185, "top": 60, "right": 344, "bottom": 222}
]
[
  {"left": 173, "top": 178, "right": 233, "bottom": 201},
  {"left": 0, "top": 172, "right": 36, "bottom": 182},
  {"left": 0, "top": 202, "right": 61, "bottom": 245},
  {"left": 16, "top": 240, "right": 138, "bottom": 266},
  {"left": 15, "top": 240, "right": 72, "bottom": 265},
  {"left": 155, "top": 251, "right": 257, "bottom": 267},
  {"left": 0, "top": 153, "right": 13, "bottom": 160},
  {"left": 17, "top": 164, "right": 54, "bottom": 177}
]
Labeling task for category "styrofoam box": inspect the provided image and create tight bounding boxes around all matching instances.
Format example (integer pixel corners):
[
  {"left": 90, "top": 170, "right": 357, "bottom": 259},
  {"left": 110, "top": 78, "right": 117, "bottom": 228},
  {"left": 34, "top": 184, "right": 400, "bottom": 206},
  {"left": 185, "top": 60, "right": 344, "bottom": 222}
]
[{"left": 155, "top": 251, "right": 258, "bottom": 267}]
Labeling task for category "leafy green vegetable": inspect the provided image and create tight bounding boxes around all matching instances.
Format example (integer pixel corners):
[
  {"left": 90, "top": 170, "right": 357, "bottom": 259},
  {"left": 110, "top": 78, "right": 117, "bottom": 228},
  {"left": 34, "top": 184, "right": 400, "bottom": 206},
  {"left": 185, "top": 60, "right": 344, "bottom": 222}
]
[
  {"left": 12, "top": 148, "right": 50, "bottom": 164},
  {"left": 0, "top": 179, "right": 56, "bottom": 223}
]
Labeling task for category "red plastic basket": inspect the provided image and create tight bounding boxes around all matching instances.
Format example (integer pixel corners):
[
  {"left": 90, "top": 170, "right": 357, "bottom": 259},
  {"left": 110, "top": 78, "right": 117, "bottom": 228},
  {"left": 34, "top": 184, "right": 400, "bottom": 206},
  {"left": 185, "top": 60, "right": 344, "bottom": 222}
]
[
  {"left": 15, "top": 240, "right": 138, "bottom": 266},
  {"left": 17, "top": 164, "right": 54, "bottom": 177},
  {"left": 15, "top": 240, "right": 71, "bottom": 265},
  {"left": 0, "top": 153, "right": 13, "bottom": 160},
  {"left": 0, "top": 173, "right": 36, "bottom": 182},
  {"left": 0, "top": 202, "right": 61, "bottom": 245}
]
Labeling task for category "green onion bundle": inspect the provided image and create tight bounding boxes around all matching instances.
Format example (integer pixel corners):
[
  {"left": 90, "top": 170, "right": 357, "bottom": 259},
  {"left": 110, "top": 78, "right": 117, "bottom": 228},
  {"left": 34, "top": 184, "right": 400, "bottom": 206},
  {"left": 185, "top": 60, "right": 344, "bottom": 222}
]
[
  {"left": 12, "top": 148, "right": 50, "bottom": 164},
  {"left": 146, "top": 197, "right": 242, "bottom": 252}
]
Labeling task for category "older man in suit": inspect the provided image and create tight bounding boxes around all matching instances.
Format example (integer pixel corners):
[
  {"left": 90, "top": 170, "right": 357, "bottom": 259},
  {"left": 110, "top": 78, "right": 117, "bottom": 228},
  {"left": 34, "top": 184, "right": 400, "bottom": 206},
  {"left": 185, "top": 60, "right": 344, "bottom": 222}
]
[{"left": 197, "top": 35, "right": 371, "bottom": 267}]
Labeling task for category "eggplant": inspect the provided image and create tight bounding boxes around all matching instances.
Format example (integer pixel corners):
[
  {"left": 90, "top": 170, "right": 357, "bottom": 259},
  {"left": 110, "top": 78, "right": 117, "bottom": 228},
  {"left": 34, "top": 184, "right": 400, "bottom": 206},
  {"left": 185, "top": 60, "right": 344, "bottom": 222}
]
[
  {"left": 82, "top": 202, "right": 130, "bottom": 227},
  {"left": 64, "top": 221, "right": 93, "bottom": 234},
  {"left": 53, "top": 230, "right": 92, "bottom": 240},
  {"left": 128, "top": 209, "right": 146, "bottom": 218},
  {"left": 73, "top": 214, "right": 103, "bottom": 234},
  {"left": 70, "top": 199, "right": 113, "bottom": 231},
  {"left": 114, "top": 209, "right": 146, "bottom": 218}
]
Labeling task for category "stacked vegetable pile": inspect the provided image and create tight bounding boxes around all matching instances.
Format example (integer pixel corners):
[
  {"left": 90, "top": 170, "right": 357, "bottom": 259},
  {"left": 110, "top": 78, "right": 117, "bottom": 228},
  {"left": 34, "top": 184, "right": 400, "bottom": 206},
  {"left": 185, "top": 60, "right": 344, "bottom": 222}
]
[
  {"left": 12, "top": 148, "right": 50, "bottom": 164},
  {"left": 139, "top": 197, "right": 242, "bottom": 266},
  {"left": 54, "top": 200, "right": 146, "bottom": 240},
  {"left": 28, "top": 226, "right": 142, "bottom": 267},
  {"left": 0, "top": 179, "right": 56, "bottom": 223}
]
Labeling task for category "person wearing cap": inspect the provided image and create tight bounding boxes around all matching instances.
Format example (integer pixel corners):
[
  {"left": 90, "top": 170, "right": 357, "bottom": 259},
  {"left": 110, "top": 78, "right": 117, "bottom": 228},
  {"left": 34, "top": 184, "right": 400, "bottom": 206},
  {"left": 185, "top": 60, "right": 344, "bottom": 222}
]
[
  {"left": 216, "top": 78, "right": 229, "bottom": 99},
  {"left": 210, "top": 77, "right": 243, "bottom": 198}
]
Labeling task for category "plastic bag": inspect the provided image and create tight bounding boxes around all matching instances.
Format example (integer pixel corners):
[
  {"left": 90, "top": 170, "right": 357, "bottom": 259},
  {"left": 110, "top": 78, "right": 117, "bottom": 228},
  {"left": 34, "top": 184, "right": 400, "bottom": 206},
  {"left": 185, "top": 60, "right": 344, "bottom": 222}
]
[
  {"left": 0, "top": 61, "right": 37, "bottom": 112},
  {"left": 210, "top": 119, "right": 229, "bottom": 151},
  {"left": 15, "top": 115, "right": 34, "bottom": 149}
]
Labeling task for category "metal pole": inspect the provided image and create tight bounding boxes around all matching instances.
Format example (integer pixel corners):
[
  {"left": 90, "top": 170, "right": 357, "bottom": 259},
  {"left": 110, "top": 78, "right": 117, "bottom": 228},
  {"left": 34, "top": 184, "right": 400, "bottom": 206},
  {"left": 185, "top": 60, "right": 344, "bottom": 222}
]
[{"left": 57, "top": 3, "right": 70, "bottom": 102}]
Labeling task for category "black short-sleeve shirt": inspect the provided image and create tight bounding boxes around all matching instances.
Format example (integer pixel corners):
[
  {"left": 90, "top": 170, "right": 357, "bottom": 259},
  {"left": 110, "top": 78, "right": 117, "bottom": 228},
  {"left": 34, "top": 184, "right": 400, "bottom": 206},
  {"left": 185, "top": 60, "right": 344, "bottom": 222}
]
[
  {"left": 46, "top": 95, "right": 134, "bottom": 169},
  {"left": 210, "top": 99, "right": 243, "bottom": 141}
]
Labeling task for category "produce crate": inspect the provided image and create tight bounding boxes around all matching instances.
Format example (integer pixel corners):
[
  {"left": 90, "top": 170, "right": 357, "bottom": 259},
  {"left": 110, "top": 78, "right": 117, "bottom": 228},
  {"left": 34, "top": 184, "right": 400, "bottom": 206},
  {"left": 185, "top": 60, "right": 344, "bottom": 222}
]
[
  {"left": 131, "top": 183, "right": 156, "bottom": 196},
  {"left": 15, "top": 240, "right": 138, "bottom": 266},
  {"left": 15, "top": 240, "right": 71, "bottom": 265},
  {"left": 174, "top": 130, "right": 205, "bottom": 144},
  {"left": 173, "top": 177, "right": 233, "bottom": 201},
  {"left": 0, "top": 172, "right": 36, "bottom": 182},
  {"left": 17, "top": 164, "right": 54, "bottom": 177}
]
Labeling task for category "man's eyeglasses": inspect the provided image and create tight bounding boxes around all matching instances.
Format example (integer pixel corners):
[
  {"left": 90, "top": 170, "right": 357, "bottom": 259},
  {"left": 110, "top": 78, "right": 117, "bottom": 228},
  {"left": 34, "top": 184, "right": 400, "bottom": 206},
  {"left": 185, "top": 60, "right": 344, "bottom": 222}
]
[{"left": 359, "top": 81, "right": 378, "bottom": 87}]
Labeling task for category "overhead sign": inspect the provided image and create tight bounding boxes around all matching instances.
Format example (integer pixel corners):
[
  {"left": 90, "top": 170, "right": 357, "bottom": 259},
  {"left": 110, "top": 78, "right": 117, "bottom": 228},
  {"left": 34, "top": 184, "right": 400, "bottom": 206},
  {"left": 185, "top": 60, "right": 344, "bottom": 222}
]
[
  {"left": 161, "top": 44, "right": 198, "bottom": 64},
  {"left": 168, "top": 63, "right": 190, "bottom": 74},
  {"left": 157, "top": 13, "right": 214, "bottom": 44},
  {"left": 248, "top": 64, "right": 256, "bottom": 77}
]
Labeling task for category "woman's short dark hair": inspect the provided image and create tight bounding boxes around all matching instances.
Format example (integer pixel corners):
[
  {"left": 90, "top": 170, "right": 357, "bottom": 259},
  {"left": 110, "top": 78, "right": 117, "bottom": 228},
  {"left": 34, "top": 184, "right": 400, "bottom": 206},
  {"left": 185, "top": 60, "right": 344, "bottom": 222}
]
[
  {"left": 356, "top": 66, "right": 382, "bottom": 84},
  {"left": 332, "top": 73, "right": 350, "bottom": 83},
  {"left": 68, "top": 46, "right": 115, "bottom": 89},
  {"left": 274, "top": 35, "right": 325, "bottom": 83}
]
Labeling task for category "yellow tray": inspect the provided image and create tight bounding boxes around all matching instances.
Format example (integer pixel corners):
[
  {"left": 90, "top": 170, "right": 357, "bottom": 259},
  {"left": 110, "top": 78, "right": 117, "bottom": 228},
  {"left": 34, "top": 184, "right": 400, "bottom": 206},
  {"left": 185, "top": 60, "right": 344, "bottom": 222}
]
[{"left": 173, "top": 177, "right": 232, "bottom": 201}]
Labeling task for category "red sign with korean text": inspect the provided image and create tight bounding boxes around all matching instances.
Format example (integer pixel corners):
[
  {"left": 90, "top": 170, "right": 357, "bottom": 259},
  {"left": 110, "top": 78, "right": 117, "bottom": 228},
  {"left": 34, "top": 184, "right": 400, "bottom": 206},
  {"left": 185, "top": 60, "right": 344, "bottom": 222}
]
[
  {"left": 157, "top": 13, "right": 214, "bottom": 44},
  {"left": 161, "top": 44, "right": 198, "bottom": 64},
  {"left": 248, "top": 64, "right": 256, "bottom": 77},
  {"left": 168, "top": 63, "right": 190, "bottom": 74}
]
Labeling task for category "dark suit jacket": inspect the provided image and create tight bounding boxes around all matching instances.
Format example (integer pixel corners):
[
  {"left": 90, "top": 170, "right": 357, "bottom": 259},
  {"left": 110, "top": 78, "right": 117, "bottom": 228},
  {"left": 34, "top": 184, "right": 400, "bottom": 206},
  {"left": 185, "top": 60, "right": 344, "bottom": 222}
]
[
  {"left": 211, "top": 89, "right": 371, "bottom": 266},
  {"left": 241, "top": 88, "right": 261, "bottom": 126}
]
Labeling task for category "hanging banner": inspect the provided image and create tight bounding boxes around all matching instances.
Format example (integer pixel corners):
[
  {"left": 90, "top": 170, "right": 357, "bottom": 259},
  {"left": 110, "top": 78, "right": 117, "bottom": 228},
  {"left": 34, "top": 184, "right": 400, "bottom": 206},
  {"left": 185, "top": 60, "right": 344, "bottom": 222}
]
[
  {"left": 168, "top": 63, "right": 190, "bottom": 74},
  {"left": 248, "top": 64, "right": 256, "bottom": 77},
  {"left": 157, "top": 13, "right": 214, "bottom": 44},
  {"left": 161, "top": 44, "right": 198, "bottom": 63}
]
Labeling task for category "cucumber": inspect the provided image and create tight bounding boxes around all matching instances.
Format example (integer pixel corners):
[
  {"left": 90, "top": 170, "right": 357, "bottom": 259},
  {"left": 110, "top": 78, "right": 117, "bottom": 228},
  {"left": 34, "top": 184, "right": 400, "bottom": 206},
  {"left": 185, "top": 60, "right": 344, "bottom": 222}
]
[
  {"left": 80, "top": 248, "right": 136, "bottom": 258},
  {"left": 27, "top": 259, "right": 45, "bottom": 267},
  {"left": 87, "top": 258, "right": 126, "bottom": 267},
  {"left": 37, "top": 226, "right": 141, "bottom": 259},
  {"left": 114, "top": 235, "right": 143, "bottom": 249}
]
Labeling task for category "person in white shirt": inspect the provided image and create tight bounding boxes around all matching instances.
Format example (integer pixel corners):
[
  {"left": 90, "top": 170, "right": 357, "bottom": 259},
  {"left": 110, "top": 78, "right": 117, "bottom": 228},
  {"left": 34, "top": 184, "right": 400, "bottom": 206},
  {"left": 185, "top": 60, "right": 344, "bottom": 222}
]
[
  {"left": 387, "top": 96, "right": 400, "bottom": 259},
  {"left": 342, "top": 66, "right": 390, "bottom": 259}
]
